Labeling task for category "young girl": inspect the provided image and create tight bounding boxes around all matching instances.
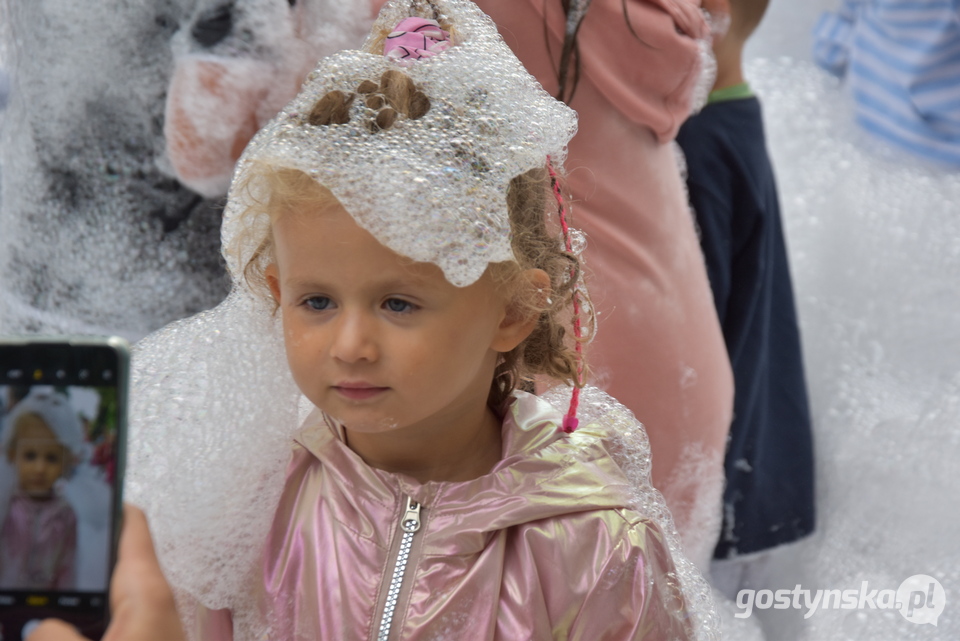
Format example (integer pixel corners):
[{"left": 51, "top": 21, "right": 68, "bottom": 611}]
[
  {"left": 0, "top": 389, "right": 81, "bottom": 590},
  {"left": 127, "top": 1, "right": 718, "bottom": 639}
]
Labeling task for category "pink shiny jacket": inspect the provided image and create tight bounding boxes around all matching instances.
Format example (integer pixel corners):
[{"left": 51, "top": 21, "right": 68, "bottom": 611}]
[
  {"left": 0, "top": 492, "right": 77, "bottom": 590},
  {"left": 197, "top": 392, "right": 700, "bottom": 640}
]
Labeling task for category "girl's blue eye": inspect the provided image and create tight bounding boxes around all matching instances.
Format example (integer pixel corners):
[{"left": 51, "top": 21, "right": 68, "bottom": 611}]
[
  {"left": 305, "top": 296, "right": 332, "bottom": 311},
  {"left": 385, "top": 298, "right": 414, "bottom": 313}
]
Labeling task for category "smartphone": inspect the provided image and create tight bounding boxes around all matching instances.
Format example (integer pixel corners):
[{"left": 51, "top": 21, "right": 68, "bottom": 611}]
[{"left": 0, "top": 337, "right": 129, "bottom": 641}]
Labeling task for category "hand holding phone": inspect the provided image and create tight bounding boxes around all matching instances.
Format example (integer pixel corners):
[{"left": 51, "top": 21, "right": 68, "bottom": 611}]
[
  {"left": 0, "top": 337, "right": 128, "bottom": 640},
  {"left": 25, "top": 506, "right": 185, "bottom": 641}
]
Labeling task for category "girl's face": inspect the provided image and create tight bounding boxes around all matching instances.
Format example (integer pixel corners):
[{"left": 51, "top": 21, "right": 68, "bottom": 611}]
[
  {"left": 266, "top": 201, "right": 531, "bottom": 439},
  {"left": 12, "top": 415, "right": 67, "bottom": 497}
]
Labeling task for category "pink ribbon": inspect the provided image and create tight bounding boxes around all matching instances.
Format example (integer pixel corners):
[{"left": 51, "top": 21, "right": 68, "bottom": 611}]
[{"left": 384, "top": 17, "right": 451, "bottom": 64}]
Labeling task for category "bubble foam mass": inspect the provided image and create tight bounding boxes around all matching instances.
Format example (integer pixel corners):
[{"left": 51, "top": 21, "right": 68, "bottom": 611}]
[
  {"left": 127, "top": 290, "right": 302, "bottom": 638},
  {"left": 746, "top": 56, "right": 960, "bottom": 641},
  {"left": 224, "top": 0, "right": 577, "bottom": 288},
  {"left": 0, "top": 0, "right": 370, "bottom": 339}
]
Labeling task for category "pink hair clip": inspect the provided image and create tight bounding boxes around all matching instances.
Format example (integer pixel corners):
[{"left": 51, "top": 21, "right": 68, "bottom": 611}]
[{"left": 384, "top": 17, "right": 452, "bottom": 65}]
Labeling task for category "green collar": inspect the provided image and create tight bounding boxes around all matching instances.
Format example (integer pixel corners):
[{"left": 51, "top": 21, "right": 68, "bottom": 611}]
[{"left": 707, "top": 82, "right": 754, "bottom": 104}]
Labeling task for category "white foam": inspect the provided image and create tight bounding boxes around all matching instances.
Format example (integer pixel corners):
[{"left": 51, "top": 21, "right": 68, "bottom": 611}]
[{"left": 738, "top": 52, "right": 960, "bottom": 640}]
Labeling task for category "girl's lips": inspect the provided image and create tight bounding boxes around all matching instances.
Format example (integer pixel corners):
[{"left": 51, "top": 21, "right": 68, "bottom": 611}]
[{"left": 333, "top": 384, "right": 389, "bottom": 401}]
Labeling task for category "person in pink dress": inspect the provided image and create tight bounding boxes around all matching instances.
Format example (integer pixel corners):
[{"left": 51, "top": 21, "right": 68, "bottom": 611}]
[{"left": 476, "top": 0, "right": 734, "bottom": 566}]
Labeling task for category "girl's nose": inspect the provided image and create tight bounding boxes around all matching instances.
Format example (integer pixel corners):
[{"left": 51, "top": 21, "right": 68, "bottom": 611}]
[{"left": 330, "top": 311, "right": 379, "bottom": 363}]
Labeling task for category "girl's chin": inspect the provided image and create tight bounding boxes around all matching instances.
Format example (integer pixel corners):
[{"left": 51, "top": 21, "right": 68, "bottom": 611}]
[{"left": 321, "top": 407, "right": 406, "bottom": 434}]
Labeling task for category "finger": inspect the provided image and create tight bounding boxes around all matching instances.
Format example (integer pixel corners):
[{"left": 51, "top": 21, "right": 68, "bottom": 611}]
[
  {"left": 111, "top": 504, "right": 174, "bottom": 614},
  {"left": 25, "top": 619, "right": 88, "bottom": 641},
  {"left": 105, "top": 505, "right": 185, "bottom": 641},
  {"left": 118, "top": 504, "right": 161, "bottom": 569}
]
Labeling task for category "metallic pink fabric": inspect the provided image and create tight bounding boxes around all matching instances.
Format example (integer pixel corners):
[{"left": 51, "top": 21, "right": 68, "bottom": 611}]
[
  {"left": 199, "top": 392, "right": 696, "bottom": 640},
  {"left": 0, "top": 492, "right": 77, "bottom": 590}
]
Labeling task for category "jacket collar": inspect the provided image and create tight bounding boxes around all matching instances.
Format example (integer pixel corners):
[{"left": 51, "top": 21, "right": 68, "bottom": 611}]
[{"left": 294, "top": 391, "right": 635, "bottom": 551}]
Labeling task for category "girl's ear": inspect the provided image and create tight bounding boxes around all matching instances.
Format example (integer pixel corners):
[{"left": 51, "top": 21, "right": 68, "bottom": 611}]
[
  {"left": 491, "top": 268, "right": 551, "bottom": 352},
  {"left": 265, "top": 263, "right": 282, "bottom": 304}
]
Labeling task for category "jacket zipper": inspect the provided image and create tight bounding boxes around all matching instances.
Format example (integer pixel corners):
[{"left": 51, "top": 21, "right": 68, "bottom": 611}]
[{"left": 377, "top": 495, "right": 421, "bottom": 641}]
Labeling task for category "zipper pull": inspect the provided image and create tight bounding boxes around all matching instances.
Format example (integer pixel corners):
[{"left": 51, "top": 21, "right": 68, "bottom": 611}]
[{"left": 401, "top": 496, "right": 421, "bottom": 533}]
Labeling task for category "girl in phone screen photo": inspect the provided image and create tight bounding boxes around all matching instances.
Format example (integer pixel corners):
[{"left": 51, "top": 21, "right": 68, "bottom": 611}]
[
  {"left": 127, "top": 1, "right": 719, "bottom": 639},
  {"left": 0, "top": 389, "right": 82, "bottom": 591}
]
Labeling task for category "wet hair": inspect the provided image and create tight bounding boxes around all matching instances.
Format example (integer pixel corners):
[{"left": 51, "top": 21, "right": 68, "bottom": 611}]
[
  {"left": 492, "top": 166, "right": 593, "bottom": 408},
  {"left": 552, "top": 0, "right": 586, "bottom": 104},
  {"left": 306, "top": 71, "right": 431, "bottom": 132},
  {"left": 233, "top": 162, "right": 593, "bottom": 411},
  {"left": 552, "top": 0, "right": 654, "bottom": 104}
]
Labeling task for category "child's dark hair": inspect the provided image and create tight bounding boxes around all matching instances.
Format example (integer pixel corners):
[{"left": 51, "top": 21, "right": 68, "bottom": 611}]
[{"left": 234, "top": 164, "right": 593, "bottom": 412}]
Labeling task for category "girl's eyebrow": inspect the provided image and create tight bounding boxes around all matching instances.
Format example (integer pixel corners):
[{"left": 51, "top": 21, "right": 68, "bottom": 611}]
[
  {"left": 286, "top": 272, "right": 445, "bottom": 293},
  {"left": 378, "top": 273, "right": 445, "bottom": 293},
  {"left": 283, "top": 276, "right": 332, "bottom": 290}
]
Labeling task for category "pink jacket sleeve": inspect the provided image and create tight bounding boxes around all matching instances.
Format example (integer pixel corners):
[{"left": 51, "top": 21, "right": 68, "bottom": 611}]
[
  {"left": 577, "top": 0, "right": 707, "bottom": 142},
  {"left": 567, "top": 515, "right": 696, "bottom": 640}
]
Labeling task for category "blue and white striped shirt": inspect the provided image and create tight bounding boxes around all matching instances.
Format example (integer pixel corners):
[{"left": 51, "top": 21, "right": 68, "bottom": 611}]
[{"left": 813, "top": 0, "right": 960, "bottom": 166}]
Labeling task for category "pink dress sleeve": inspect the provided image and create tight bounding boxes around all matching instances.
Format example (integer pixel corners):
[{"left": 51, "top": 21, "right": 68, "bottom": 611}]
[{"left": 481, "top": 0, "right": 707, "bottom": 141}]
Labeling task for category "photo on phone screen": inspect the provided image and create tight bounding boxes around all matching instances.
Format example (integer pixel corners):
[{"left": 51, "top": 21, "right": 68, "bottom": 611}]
[{"left": 0, "top": 338, "right": 127, "bottom": 641}]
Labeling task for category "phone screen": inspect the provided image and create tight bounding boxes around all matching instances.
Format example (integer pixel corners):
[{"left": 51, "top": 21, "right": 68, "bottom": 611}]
[{"left": 0, "top": 339, "right": 128, "bottom": 641}]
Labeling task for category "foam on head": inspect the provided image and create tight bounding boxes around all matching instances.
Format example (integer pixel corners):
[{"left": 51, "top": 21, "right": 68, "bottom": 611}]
[{"left": 221, "top": 0, "right": 577, "bottom": 290}]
